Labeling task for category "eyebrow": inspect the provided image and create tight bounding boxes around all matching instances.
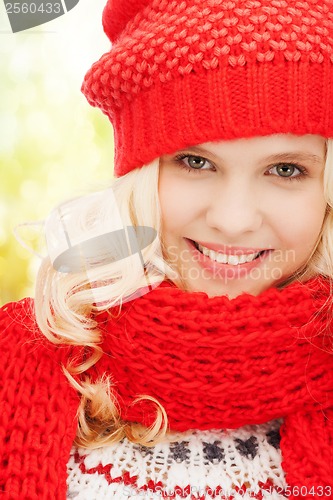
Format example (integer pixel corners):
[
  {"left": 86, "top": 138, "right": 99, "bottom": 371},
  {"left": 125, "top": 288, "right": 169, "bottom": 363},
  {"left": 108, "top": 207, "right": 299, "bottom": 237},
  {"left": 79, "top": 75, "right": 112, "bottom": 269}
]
[
  {"left": 260, "top": 151, "right": 324, "bottom": 165},
  {"left": 183, "top": 146, "right": 325, "bottom": 166}
]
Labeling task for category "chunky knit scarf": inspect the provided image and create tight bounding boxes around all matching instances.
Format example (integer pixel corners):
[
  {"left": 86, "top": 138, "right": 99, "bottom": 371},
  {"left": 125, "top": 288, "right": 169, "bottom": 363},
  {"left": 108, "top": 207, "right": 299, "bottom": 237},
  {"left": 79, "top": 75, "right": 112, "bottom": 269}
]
[{"left": 92, "top": 277, "right": 333, "bottom": 497}]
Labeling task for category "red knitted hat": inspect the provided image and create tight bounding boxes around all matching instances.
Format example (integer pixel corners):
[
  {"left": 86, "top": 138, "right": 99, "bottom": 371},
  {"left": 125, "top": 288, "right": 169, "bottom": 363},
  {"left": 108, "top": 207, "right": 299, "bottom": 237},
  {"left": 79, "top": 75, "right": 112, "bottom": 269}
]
[{"left": 82, "top": 0, "right": 333, "bottom": 177}]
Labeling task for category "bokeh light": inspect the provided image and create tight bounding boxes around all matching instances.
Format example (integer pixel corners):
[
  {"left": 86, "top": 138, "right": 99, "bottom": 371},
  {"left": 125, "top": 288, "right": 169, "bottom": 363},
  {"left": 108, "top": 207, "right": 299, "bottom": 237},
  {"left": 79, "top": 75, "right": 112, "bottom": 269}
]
[{"left": 0, "top": 1, "right": 114, "bottom": 304}]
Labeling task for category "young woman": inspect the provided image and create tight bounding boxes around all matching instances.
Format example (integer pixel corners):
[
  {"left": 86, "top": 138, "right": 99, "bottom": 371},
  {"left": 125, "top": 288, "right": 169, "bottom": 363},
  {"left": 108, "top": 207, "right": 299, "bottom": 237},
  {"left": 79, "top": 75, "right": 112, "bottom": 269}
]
[{"left": 1, "top": 0, "right": 333, "bottom": 498}]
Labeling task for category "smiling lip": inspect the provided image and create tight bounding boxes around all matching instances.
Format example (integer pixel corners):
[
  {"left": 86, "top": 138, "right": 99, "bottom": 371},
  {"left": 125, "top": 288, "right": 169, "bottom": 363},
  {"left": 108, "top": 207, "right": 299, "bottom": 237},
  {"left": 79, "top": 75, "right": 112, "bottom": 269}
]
[
  {"left": 188, "top": 240, "right": 269, "bottom": 255},
  {"left": 184, "top": 238, "right": 272, "bottom": 280}
]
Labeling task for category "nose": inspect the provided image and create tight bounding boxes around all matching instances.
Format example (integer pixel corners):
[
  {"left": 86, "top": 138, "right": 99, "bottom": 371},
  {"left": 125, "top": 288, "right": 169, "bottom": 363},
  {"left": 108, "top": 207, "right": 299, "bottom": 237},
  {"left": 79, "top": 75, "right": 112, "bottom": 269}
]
[{"left": 206, "top": 180, "right": 263, "bottom": 238}]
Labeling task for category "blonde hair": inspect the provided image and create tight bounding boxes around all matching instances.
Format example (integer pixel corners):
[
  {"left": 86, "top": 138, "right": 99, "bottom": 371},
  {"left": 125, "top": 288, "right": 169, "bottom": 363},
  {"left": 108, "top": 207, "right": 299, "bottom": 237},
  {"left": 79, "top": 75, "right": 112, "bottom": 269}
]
[{"left": 35, "top": 139, "right": 333, "bottom": 449}]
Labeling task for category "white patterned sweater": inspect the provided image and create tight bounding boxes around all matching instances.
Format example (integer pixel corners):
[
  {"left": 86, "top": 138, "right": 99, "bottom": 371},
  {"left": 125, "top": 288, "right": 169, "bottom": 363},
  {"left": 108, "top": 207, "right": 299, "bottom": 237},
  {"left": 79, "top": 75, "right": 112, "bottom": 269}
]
[{"left": 67, "top": 419, "right": 288, "bottom": 499}]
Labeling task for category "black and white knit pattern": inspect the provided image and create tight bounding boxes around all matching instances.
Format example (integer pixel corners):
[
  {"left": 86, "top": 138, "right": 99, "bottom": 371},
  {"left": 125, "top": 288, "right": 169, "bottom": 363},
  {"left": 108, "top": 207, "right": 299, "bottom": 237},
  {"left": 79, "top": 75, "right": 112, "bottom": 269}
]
[{"left": 67, "top": 420, "right": 287, "bottom": 499}]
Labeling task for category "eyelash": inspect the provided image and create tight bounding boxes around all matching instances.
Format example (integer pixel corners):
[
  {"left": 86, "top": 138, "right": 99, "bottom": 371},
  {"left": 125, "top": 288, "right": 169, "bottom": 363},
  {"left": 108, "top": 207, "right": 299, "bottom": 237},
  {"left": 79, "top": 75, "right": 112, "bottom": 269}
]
[{"left": 173, "top": 153, "right": 308, "bottom": 181}]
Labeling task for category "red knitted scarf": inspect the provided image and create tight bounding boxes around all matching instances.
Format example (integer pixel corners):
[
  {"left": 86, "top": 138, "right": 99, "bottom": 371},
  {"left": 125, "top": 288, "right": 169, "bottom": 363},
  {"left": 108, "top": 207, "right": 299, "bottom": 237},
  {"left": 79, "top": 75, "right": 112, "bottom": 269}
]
[{"left": 93, "top": 277, "right": 333, "bottom": 495}]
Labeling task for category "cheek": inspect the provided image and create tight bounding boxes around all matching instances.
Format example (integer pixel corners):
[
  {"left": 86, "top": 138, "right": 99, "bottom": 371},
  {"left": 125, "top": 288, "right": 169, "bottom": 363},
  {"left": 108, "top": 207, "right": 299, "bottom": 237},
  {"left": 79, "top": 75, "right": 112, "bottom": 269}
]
[
  {"left": 159, "top": 184, "right": 184, "bottom": 231},
  {"left": 159, "top": 174, "right": 204, "bottom": 231},
  {"left": 274, "top": 192, "right": 327, "bottom": 251}
]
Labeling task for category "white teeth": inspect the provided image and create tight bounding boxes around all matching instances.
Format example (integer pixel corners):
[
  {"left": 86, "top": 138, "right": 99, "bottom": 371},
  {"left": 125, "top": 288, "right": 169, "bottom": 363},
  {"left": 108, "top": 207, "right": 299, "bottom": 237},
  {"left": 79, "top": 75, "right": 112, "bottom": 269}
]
[
  {"left": 215, "top": 253, "right": 228, "bottom": 264},
  {"left": 226, "top": 255, "right": 237, "bottom": 265},
  {"left": 238, "top": 255, "right": 247, "bottom": 264},
  {"left": 196, "top": 243, "right": 260, "bottom": 265}
]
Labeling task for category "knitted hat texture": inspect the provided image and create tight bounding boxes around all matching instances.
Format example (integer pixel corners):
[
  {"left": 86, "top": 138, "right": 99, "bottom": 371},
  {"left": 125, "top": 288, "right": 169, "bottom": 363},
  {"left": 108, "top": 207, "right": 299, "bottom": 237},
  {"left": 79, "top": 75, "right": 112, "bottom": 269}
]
[{"left": 82, "top": 0, "right": 333, "bottom": 177}]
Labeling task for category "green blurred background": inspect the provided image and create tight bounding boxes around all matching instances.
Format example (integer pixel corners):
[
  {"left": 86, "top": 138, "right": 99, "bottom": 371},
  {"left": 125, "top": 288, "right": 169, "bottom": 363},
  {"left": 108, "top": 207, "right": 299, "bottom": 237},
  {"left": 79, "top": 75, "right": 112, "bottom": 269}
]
[{"left": 0, "top": 1, "right": 114, "bottom": 305}]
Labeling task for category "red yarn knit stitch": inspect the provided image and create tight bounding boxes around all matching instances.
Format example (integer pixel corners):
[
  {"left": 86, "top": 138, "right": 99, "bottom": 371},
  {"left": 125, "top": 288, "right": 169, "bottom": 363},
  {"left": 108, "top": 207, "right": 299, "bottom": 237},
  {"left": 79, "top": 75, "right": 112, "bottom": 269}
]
[
  {"left": 92, "top": 277, "right": 333, "bottom": 498},
  {"left": 82, "top": 0, "right": 333, "bottom": 176},
  {"left": 0, "top": 299, "right": 79, "bottom": 500},
  {"left": 1, "top": 277, "right": 333, "bottom": 499}
]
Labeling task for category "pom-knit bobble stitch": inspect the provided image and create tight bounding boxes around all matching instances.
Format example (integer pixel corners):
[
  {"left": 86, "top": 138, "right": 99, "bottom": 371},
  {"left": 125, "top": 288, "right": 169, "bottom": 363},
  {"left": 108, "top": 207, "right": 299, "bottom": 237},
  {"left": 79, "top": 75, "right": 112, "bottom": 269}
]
[
  {"left": 82, "top": 0, "right": 333, "bottom": 176},
  {"left": 102, "top": 0, "right": 148, "bottom": 42}
]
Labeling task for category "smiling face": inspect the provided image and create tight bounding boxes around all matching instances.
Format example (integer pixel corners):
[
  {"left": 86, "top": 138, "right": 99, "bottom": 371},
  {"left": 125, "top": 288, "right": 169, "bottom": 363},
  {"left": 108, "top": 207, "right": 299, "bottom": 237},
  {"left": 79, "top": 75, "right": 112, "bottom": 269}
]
[{"left": 158, "top": 134, "right": 327, "bottom": 298}]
